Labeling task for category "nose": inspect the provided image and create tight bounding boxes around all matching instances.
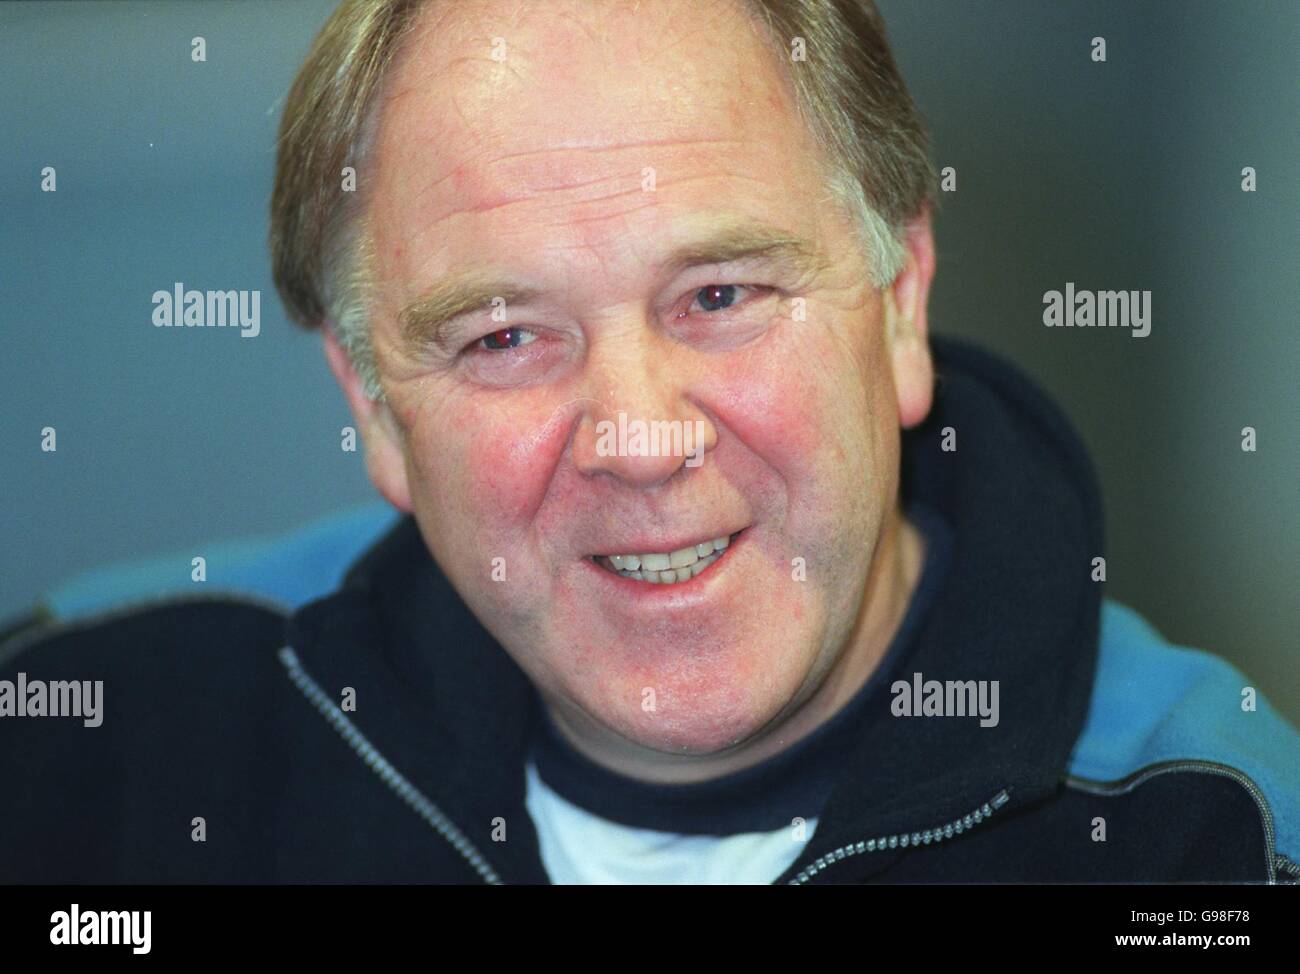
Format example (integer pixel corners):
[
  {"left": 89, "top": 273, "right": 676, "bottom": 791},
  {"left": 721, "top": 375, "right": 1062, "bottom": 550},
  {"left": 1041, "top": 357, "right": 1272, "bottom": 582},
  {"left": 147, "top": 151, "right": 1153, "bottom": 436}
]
[{"left": 570, "top": 323, "right": 718, "bottom": 488}]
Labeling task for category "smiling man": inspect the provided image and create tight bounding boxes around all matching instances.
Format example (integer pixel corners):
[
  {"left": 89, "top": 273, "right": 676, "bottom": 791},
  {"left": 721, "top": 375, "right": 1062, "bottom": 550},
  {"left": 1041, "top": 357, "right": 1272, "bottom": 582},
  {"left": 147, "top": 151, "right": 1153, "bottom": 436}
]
[
  {"left": 2, "top": 0, "right": 1298, "bottom": 886},
  {"left": 326, "top": 0, "right": 935, "bottom": 786}
]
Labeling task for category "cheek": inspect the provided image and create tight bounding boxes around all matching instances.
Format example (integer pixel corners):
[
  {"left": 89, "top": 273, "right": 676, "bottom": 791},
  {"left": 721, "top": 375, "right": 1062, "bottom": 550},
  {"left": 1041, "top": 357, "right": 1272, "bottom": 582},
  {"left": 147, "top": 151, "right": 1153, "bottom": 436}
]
[
  {"left": 466, "top": 427, "right": 542, "bottom": 523},
  {"left": 709, "top": 329, "right": 891, "bottom": 582},
  {"left": 415, "top": 391, "right": 572, "bottom": 540},
  {"left": 713, "top": 341, "right": 864, "bottom": 498}
]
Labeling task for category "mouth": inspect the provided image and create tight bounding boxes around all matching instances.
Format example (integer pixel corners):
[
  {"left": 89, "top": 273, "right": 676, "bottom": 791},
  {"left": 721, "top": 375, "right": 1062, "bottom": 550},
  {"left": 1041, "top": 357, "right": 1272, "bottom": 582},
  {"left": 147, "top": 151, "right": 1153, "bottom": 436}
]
[{"left": 590, "top": 530, "right": 744, "bottom": 585}]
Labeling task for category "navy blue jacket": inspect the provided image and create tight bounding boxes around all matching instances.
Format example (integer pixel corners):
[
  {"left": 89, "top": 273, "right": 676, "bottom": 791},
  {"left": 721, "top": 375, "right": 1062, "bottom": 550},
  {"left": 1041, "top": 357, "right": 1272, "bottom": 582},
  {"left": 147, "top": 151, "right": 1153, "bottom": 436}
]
[{"left": 2, "top": 338, "right": 1297, "bottom": 883}]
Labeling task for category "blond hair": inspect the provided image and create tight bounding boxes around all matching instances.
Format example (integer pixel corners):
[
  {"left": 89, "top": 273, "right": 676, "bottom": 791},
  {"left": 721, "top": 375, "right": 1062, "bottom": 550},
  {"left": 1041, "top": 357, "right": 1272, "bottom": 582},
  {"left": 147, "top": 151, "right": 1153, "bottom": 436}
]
[{"left": 270, "top": 0, "right": 936, "bottom": 399}]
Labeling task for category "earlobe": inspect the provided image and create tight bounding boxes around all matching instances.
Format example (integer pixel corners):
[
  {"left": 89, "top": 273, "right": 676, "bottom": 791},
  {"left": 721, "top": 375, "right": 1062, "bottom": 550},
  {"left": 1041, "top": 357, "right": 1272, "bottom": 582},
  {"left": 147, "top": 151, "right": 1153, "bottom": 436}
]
[
  {"left": 362, "top": 406, "right": 415, "bottom": 514},
  {"left": 321, "top": 328, "right": 414, "bottom": 513},
  {"left": 891, "top": 331, "right": 934, "bottom": 429},
  {"left": 886, "top": 211, "right": 937, "bottom": 429}
]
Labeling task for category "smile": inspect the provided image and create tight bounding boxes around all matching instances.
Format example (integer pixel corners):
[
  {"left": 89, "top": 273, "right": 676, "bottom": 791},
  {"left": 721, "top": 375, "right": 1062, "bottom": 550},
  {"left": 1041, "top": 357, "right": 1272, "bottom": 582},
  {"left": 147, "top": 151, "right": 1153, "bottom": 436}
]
[{"left": 593, "top": 532, "right": 741, "bottom": 584}]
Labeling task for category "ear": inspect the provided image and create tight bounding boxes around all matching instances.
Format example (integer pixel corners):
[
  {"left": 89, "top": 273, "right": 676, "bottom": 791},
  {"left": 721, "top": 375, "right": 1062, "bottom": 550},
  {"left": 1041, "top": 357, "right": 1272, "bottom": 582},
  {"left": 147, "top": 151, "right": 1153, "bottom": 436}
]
[
  {"left": 322, "top": 327, "right": 413, "bottom": 513},
  {"left": 883, "top": 208, "right": 936, "bottom": 430}
]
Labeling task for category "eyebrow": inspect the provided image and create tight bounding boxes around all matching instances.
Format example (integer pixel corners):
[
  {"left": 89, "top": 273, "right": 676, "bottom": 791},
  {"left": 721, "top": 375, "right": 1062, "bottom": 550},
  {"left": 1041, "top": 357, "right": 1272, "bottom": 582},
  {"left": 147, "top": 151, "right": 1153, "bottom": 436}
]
[{"left": 398, "top": 220, "right": 828, "bottom": 354}]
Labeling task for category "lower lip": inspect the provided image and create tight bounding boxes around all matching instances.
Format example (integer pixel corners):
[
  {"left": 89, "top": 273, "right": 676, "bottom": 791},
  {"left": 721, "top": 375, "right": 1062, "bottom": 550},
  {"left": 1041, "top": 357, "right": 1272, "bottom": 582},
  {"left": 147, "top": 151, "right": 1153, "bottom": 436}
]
[{"left": 584, "top": 529, "right": 748, "bottom": 602}]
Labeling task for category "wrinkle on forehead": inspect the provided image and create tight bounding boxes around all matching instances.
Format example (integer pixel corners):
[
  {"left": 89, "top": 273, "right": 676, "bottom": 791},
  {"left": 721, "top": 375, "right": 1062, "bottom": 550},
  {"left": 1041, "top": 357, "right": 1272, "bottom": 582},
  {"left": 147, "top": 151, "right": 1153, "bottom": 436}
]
[
  {"left": 361, "top": 0, "right": 855, "bottom": 332},
  {"left": 369, "top": 0, "right": 810, "bottom": 211}
]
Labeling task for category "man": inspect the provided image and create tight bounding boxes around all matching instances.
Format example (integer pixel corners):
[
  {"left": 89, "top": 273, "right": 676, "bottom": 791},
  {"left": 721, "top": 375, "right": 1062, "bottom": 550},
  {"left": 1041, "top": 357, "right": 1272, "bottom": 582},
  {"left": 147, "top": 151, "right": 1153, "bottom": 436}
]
[{"left": 2, "top": 0, "right": 1297, "bottom": 884}]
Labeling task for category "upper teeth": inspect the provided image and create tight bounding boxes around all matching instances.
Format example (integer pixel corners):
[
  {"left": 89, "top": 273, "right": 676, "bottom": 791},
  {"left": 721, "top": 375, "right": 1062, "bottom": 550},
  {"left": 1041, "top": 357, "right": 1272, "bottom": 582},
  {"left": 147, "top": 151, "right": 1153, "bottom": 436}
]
[{"left": 602, "top": 535, "right": 732, "bottom": 583}]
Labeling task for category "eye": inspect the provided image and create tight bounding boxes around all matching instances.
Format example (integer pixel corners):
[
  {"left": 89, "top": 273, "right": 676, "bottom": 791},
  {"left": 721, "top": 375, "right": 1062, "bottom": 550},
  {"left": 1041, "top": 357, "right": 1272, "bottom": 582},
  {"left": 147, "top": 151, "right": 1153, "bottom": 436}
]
[
  {"left": 683, "top": 284, "right": 770, "bottom": 317},
  {"left": 695, "top": 284, "right": 738, "bottom": 312},
  {"left": 476, "top": 327, "right": 537, "bottom": 352}
]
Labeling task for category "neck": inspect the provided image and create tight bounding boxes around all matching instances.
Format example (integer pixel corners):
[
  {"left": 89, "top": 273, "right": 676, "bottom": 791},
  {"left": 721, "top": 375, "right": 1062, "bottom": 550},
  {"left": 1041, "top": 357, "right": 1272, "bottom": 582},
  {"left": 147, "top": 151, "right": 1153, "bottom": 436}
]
[{"left": 545, "top": 504, "right": 926, "bottom": 785}]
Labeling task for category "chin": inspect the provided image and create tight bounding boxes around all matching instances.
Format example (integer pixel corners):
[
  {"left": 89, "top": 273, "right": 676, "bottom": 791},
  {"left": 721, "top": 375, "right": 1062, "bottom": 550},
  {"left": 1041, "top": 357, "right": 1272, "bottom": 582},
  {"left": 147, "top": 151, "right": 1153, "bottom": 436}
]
[{"left": 578, "top": 660, "right": 804, "bottom": 758}]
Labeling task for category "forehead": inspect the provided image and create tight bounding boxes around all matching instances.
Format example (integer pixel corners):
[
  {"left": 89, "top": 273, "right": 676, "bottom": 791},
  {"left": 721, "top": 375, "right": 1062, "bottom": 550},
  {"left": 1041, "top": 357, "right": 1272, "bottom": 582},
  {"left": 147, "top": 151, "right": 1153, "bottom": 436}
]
[{"left": 366, "top": 0, "right": 830, "bottom": 274}]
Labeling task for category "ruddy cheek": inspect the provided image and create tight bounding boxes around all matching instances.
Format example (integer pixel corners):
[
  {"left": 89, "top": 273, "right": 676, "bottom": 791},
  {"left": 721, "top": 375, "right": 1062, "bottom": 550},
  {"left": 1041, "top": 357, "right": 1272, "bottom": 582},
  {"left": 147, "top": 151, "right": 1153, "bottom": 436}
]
[
  {"left": 721, "top": 362, "right": 824, "bottom": 467},
  {"left": 465, "top": 429, "right": 538, "bottom": 524},
  {"left": 462, "top": 403, "right": 572, "bottom": 527},
  {"left": 761, "top": 390, "right": 822, "bottom": 460}
]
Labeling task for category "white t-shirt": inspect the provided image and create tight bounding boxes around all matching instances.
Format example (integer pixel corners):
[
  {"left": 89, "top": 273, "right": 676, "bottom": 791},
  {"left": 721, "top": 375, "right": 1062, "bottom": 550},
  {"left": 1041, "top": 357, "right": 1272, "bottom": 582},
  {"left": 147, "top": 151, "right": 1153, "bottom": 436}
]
[{"left": 524, "top": 759, "right": 816, "bottom": 884}]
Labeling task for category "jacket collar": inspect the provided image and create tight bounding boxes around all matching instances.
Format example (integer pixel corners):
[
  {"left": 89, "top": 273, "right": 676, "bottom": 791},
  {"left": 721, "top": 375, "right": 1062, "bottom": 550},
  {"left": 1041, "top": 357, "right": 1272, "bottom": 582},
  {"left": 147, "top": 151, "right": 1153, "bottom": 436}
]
[
  {"left": 777, "top": 337, "right": 1104, "bottom": 879},
  {"left": 286, "top": 335, "right": 1103, "bottom": 883}
]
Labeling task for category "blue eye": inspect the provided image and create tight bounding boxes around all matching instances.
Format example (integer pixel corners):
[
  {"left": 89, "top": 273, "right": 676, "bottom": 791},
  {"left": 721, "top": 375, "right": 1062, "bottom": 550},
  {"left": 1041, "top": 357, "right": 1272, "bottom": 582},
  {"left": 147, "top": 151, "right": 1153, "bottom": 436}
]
[{"left": 694, "top": 284, "right": 739, "bottom": 312}]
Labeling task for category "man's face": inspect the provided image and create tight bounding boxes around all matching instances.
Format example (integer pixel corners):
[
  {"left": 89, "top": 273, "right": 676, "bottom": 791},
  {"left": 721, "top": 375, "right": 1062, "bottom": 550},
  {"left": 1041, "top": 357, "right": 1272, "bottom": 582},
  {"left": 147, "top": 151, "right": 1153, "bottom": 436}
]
[{"left": 334, "top": 0, "right": 933, "bottom": 762}]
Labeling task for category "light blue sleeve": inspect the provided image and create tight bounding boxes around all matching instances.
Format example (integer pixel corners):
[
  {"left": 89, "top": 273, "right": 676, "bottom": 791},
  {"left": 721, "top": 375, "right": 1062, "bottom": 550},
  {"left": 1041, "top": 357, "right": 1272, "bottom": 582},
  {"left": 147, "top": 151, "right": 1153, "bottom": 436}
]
[
  {"left": 1070, "top": 599, "right": 1300, "bottom": 866},
  {"left": 42, "top": 501, "right": 401, "bottom": 618}
]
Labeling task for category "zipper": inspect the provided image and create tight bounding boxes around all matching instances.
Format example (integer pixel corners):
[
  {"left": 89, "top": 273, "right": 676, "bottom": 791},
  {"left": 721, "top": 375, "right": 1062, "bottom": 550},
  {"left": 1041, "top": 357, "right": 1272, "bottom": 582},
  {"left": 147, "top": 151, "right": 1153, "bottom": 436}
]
[
  {"left": 273, "top": 642, "right": 1290, "bottom": 886},
  {"left": 277, "top": 646, "right": 504, "bottom": 885},
  {"left": 786, "top": 789, "right": 1012, "bottom": 885},
  {"left": 1066, "top": 759, "right": 1282, "bottom": 884}
]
